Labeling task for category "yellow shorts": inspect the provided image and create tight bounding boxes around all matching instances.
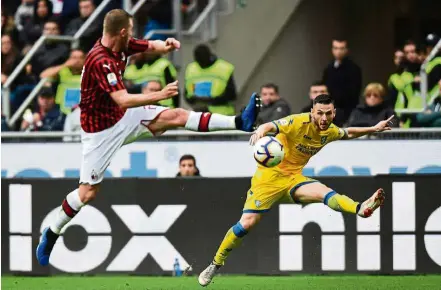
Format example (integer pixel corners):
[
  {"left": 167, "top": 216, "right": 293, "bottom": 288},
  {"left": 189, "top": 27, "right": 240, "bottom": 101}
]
[{"left": 243, "top": 169, "right": 318, "bottom": 213}]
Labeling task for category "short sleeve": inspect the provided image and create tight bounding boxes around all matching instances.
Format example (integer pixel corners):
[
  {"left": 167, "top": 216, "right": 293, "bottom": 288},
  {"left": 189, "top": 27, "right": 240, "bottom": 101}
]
[
  {"left": 127, "top": 37, "right": 150, "bottom": 56},
  {"left": 272, "top": 115, "right": 296, "bottom": 135},
  {"left": 93, "top": 60, "right": 125, "bottom": 93},
  {"left": 329, "top": 125, "right": 347, "bottom": 142}
]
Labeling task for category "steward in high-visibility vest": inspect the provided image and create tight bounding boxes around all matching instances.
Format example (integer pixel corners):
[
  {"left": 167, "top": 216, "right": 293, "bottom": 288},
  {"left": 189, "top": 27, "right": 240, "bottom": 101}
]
[
  {"left": 185, "top": 44, "right": 237, "bottom": 116},
  {"left": 39, "top": 49, "right": 84, "bottom": 115},
  {"left": 426, "top": 55, "right": 441, "bottom": 104},
  {"left": 424, "top": 34, "right": 441, "bottom": 104},
  {"left": 124, "top": 55, "right": 178, "bottom": 108}
]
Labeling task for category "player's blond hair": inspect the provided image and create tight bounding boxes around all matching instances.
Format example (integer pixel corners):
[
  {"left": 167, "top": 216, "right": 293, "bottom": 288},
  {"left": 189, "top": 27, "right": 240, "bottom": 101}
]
[
  {"left": 364, "top": 83, "right": 386, "bottom": 98},
  {"left": 103, "top": 9, "right": 132, "bottom": 36}
]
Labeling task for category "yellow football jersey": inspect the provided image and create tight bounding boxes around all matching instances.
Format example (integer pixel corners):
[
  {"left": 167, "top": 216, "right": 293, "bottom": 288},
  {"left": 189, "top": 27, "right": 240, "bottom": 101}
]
[{"left": 267, "top": 113, "right": 345, "bottom": 175}]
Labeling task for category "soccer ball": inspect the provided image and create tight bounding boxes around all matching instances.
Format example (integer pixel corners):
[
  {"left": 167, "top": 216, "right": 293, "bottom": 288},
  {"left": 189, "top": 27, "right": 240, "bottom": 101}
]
[{"left": 253, "top": 136, "right": 284, "bottom": 167}]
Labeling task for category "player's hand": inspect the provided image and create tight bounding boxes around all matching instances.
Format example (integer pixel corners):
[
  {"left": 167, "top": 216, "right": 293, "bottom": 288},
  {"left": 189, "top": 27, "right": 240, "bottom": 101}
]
[
  {"left": 249, "top": 125, "right": 266, "bottom": 145},
  {"left": 164, "top": 38, "right": 181, "bottom": 52},
  {"left": 161, "top": 80, "right": 179, "bottom": 98},
  {"left": 373, "top": 115, "right": 395, "bottom": 132}
]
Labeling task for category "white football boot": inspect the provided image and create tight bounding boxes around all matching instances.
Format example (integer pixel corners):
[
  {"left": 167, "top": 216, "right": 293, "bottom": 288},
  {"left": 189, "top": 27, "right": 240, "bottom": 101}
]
[
  {"left": 198, "top": 263, "right": 220, "bottom": 287},
  {"left": 358, "top": 188, "right": 385, "bottom": 218}
]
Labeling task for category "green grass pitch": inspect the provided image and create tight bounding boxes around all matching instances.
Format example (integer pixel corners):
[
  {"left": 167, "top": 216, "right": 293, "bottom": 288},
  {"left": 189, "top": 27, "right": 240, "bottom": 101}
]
[{"left": 2, "top": 276, "right": 441, "bottom": 290}]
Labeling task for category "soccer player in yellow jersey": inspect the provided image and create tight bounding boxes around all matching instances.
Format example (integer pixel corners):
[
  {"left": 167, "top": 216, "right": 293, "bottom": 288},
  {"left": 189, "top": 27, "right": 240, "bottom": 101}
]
[{"left": 199, "top": 94, "right": 394, "bottom": 286}]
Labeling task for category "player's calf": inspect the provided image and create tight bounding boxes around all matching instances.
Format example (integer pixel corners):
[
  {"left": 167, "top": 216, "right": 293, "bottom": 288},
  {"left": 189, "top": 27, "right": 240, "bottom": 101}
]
[
  {"left": 199, "top": 213, "right": 261, "bottom": 287},
  {"left": 36, "top": 184, "right": 99, "bottom": 266}
]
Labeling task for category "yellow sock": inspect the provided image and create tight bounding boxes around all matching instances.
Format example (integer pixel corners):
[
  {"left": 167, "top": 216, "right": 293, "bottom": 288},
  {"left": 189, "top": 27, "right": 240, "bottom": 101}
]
[
  {"left": 213, "top": 222, "right": 247, "bottom": 266},
  {"left": 324, "top": 191, "right": 360, "bottom": 214}
]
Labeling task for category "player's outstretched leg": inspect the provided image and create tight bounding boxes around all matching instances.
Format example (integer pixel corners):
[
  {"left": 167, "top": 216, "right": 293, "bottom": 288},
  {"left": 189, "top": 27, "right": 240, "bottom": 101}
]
[
  {"left": 293, "top": 182, "right": 385, "bottom": 218},
  {"left": 198, "top": 213, "right": 261, "bottom": 287},
  {"left": 147, "top": 93, "right": 261, "bottom": 134},
  {"left": 36, "top": 184, "right": 98, "bottom": 266}
]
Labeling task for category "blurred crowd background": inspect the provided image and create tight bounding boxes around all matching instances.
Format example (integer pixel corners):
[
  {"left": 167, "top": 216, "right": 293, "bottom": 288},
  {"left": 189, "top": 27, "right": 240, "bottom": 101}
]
[{"left": 1, "top": 0, "right": 441, "bottom": 137}]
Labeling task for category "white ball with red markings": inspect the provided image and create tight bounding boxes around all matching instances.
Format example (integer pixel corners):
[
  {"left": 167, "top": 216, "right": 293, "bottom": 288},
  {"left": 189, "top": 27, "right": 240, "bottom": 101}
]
[{"left": 253, "top": 136, "right": 285, "bottom": 167}]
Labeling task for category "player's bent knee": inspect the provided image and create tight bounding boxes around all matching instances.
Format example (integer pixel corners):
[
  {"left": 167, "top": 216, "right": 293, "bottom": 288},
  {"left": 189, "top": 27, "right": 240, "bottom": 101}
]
[
  {"left": 78, "top": 183, "right": 100, "bottom": 204},
  {"left": 172, "top": 108, "right": 189, "bottom": 126}
]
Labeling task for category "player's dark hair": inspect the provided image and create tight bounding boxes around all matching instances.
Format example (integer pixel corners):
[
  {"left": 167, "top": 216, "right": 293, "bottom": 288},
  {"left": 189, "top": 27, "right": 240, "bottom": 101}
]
[
  {"left": 104, "top": 9, "right": 133, "bottom": 36},
  {"left": 310, "top": 81, "right": 326, "bottom": 87},
  {"left": 179, "top": 154, "right": 196, "bottom": 165},
  {"left": 261, "top": 83, "right": 279, "bottom": 94},
  {"left": 313, "top": 94, "right": 334, "bottom": 105}
]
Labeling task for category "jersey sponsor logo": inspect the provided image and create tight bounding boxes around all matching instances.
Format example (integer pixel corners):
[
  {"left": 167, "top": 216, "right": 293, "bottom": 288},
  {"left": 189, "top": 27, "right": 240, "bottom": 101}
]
[
  {"left": 303, "top": 135, "right": 312, "bottom": 140},
  {"left": 107, "top": 73, "right": 118, "bottom": 86},
  {"left": 103, "top": 64, "right": 111, "bottom": 70},
  {"left": 295, "top": 144, "right": 322, "bottom": 156},
  {"left": 321, "top": 136, "right": 328, "bottom": 144}
]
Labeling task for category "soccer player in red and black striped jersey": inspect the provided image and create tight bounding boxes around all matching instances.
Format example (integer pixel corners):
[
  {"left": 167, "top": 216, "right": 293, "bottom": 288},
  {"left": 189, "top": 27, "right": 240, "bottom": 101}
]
[{"left": 37, "top": 9, "right": 262, "bottom": 266}]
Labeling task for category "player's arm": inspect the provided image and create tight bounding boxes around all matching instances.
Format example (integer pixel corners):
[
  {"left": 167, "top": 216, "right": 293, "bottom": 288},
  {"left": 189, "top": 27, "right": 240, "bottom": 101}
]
[
  {"left": 127, "top": 37, "right": 180, "bottom": 56},
  {"left": 249, "top": 122, "right": 277, "bottom": 145},
  {"left": 110, "top": 81, "right": 178, "bottom": 109},
  {"left": 342, "top": 115, "right": 395, "bottom": 140},
  {"left": 94, "top": 59, "right": 178, "bottom": 108}
]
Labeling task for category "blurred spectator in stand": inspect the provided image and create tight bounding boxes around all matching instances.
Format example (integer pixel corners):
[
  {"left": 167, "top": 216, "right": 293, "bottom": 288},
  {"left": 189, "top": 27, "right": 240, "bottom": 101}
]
[
  {"left": 424, "top": 34, "right": 441, "bottom": 104},
  {"left": 144, "top": 0, "right": 191, "bottom": 40},
  {"left": 300, "top": 81, "right": 328, "bottom": 113},
  {"left": 1, "top": 34, "right": 38, "bottom": 115},
  {"left": 20, "top": 0, "right": 53, "bottom": 47},
  {"left": 31, "top": 19, "right": 69, "bottom": 76},
  {"left": 347, "top": 83, "right": 397, "bottom": 128},
  {"left": 1, "top": 34, "right": 21, "bottom": 86},
  {"left": 65, "top": 0, "right": 102, "bottom": 51},
  {"left": 387, "top": 49, "right": 408, "bottom": 108},
  {"left": 124, "top": 53, "right": 179, "bottom": 107},
  {"left": 322, "top": 37, "right": 362, "bottom": 126},
  {"left": 176, "top": 154, "right": 200, "bottom": 177},
  {"left": 40, "top": 49, "right": 85, "bottom": 115},
  {"left": 402, "top": 40, "right": 421, "bottom": 76},
  {"left": 257, "top": 83, "right": 290, "bottom": 123},
  {"left": 20, "top": 86, "right": 65, "bottom": 131},
  {"left": 14, "top": 0, "right": 35, "bottom": 32},
  {"left": 63, "top": 105, "right": 81, "bottom": 142},
  {"left": 2, "top": 11, "right": 20, "bottom": 47},
  {"left": 185, "top": 44, "right": 236, "bottom": 115},
  {"left": 415, "top": 87, "right": 441, "bottom": 127},
  {"left": 60, "top": 0, "right": 80, "bottom": 31}
]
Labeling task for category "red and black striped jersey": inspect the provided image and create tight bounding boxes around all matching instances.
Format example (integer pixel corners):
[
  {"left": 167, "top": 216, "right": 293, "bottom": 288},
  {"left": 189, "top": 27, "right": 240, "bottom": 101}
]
[{"left": 79, "top": 38, "right": 150, "bottom": 133}]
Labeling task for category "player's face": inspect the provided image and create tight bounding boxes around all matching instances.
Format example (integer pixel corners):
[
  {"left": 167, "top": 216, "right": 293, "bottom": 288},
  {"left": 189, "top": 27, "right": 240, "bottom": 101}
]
[
  {"left": 121, "top": 19, "right": 134, "bottom": 50},
  {"left": 311, "top": 103, "right": 335, "bottom": 130},
  {"left": 179, "top": 160, "right": 196, "bottom": 177}
]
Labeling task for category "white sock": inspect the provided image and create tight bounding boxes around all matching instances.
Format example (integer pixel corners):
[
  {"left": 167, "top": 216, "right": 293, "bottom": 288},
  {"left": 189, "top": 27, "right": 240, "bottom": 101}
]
[
  {"left": 50, "top": 189, "right": 84, "bottom": 234},
  {"left": 185, "top": 112, "right": 236, "bottom": 132}
]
